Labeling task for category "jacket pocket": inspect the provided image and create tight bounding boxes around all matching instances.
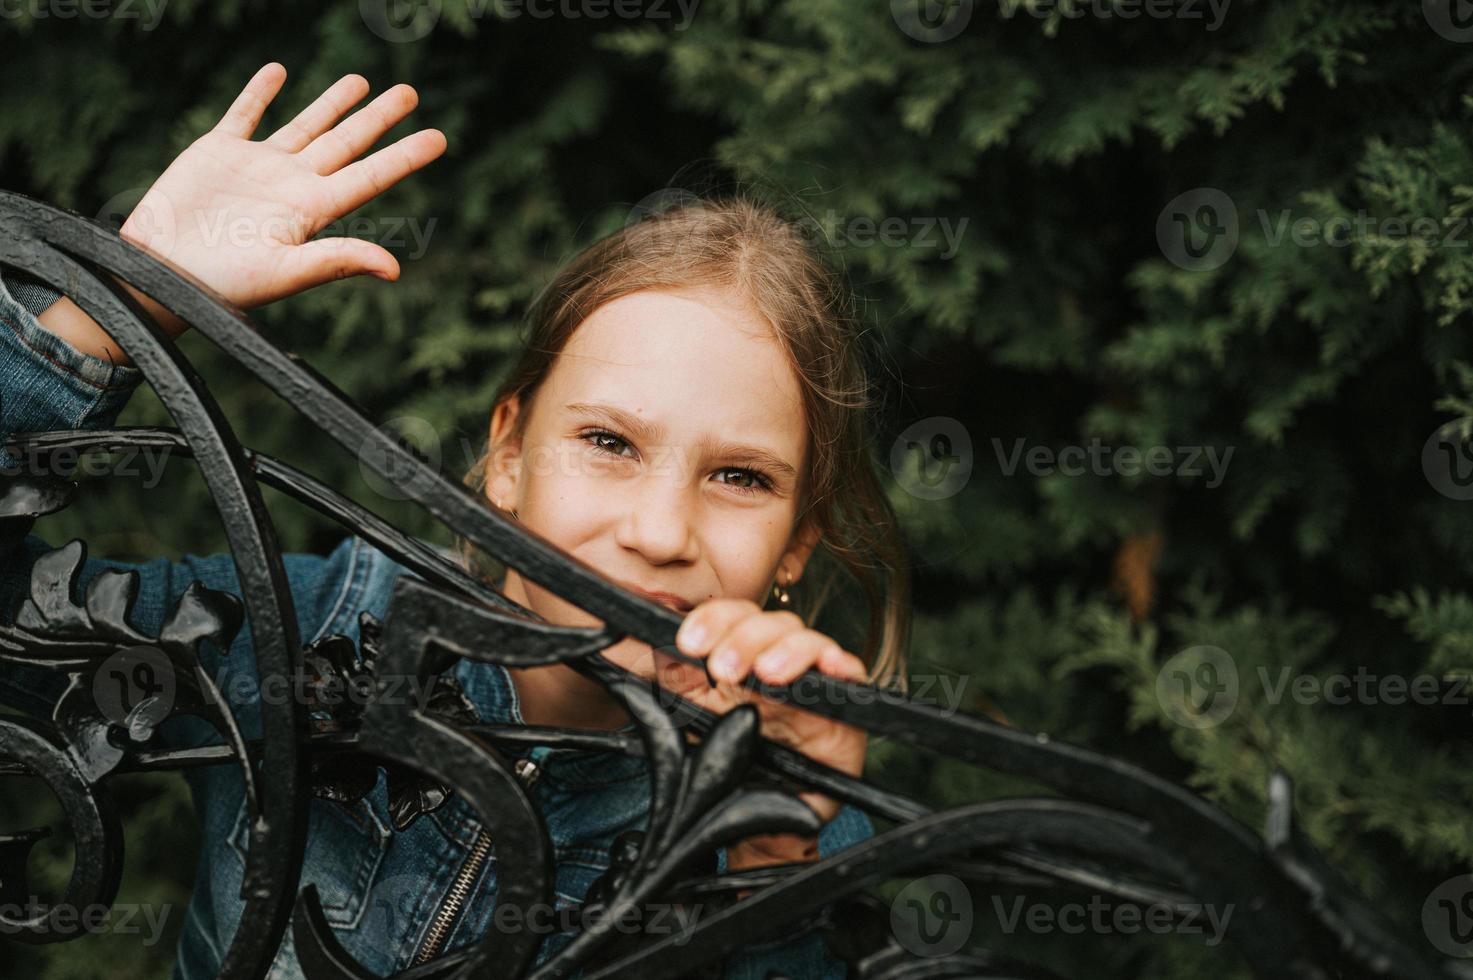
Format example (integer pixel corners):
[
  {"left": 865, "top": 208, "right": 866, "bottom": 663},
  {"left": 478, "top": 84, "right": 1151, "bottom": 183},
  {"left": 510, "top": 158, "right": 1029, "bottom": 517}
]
[{"left": 228, "top": 794, "right": 392, "bottom": 929}]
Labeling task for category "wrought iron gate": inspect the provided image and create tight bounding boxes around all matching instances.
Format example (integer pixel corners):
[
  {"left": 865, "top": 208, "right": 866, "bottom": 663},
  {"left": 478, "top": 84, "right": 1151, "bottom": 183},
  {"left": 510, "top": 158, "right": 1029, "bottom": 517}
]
[{"left": 0, "top": 191, "right": 1462, "bottom": 980}]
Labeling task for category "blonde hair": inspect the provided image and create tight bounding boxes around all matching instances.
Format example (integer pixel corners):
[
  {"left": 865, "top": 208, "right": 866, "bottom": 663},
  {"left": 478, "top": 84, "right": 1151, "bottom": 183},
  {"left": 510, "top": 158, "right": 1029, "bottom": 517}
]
[{"left": 457, "top": 192, "right": 911, "bottom": 692}]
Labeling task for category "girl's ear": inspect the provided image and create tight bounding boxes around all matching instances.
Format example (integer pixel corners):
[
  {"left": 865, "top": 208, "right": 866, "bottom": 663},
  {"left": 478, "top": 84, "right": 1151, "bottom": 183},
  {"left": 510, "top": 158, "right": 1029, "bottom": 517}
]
[
  {"left": 783, "top": 511, "right": 822, "bottom": 582},
  {"left": 486, "top": 394, "right": 524, "bottom": 507}
]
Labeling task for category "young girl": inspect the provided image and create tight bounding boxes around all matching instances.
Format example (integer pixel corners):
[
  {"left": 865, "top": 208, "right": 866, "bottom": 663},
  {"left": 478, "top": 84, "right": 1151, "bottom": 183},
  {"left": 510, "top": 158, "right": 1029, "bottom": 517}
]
[{"left": 0, "top": 63, "right": 912, "bottom": 978}]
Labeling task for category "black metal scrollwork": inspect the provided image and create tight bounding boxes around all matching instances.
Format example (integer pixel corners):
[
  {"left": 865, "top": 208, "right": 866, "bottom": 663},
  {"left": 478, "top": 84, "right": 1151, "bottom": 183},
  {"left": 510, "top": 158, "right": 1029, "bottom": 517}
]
[{"left": 0, "top": 191, "right": 1466, "bottom": 980}]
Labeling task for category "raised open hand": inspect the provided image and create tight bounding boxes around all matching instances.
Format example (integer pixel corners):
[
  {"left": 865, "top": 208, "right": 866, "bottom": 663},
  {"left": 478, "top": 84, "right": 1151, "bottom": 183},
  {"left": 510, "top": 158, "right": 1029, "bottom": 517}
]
[{"left": 121, "top": 62, "right": 446, "bottom": 309}]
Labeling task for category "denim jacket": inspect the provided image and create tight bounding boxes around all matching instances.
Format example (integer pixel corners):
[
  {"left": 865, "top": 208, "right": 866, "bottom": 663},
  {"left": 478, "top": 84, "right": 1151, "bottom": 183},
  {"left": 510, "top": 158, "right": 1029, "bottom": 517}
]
[{"left": 0, "top": 265, "right": 873, "bottom": 979}]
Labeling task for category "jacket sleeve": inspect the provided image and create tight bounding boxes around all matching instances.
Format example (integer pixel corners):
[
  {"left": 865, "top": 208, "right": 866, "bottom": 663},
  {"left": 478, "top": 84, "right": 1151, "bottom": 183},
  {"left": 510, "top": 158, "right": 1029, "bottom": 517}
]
[
  {"left": 0, "top": 261, "right": 144, "bottom": 473},
  {"left": 719, "top": 803, "right": 875, "bottom": 979},
  {"left": 0, "top": 261, "right": 353, "bottom": 746},
  {"left": 5, "top": 267, "right": 65, "bottom": 319}
]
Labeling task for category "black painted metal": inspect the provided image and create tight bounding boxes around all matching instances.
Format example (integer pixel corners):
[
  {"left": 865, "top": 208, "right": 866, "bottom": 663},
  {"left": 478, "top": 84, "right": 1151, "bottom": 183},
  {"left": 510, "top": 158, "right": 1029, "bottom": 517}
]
[{"left": 0, "top": 191, "right": 1463, "bottom": 980}]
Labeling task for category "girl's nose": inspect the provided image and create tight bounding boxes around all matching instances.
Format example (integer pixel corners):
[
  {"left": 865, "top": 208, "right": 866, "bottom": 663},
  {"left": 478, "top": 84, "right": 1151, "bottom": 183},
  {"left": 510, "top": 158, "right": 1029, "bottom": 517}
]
[{"left": 613, "top": 478, "right": 700, "bottom": 566}]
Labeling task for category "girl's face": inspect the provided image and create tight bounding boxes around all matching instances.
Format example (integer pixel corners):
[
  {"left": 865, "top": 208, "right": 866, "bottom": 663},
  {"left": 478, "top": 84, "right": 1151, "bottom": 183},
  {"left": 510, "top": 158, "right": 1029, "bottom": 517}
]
[{"left": 484, "top": 285, "right": 820, "bottom": 724}]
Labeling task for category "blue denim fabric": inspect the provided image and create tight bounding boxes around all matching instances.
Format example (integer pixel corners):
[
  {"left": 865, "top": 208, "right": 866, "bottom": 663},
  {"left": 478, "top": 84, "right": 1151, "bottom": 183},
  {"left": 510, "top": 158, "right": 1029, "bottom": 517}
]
[
  {"left": 0, "top": 265, "right": 873, "bottom": 978},
  {"left": 4, "top": 267, "right": 62, "bottom": 319}
]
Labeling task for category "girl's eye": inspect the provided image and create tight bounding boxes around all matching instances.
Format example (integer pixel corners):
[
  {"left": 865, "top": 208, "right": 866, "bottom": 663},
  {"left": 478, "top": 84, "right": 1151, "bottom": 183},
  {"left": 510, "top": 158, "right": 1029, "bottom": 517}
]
[
  {"left": 579, "top": 429, "right": 775, "bottom": 496},
  {"left": 584, "top": 429, "right": 634, "bottom": 458},
  {"left": 714, "top": 467, "right": 775, "bottom": 496}
]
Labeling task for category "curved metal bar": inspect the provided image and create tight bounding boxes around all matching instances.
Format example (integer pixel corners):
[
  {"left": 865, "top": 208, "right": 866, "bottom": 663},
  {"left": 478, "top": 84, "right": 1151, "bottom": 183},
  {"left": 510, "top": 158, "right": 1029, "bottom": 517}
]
[
  {"left": 0, "top": 715, "right": 123, "bottom": 942},
  {"left": 0, "top": 209, "right": 308, "bottom": 980}
]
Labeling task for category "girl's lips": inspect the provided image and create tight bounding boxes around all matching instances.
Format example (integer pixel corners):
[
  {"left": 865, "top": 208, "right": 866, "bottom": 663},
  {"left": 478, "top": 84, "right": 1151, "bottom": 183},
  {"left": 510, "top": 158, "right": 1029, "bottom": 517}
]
[{"left": 618, "top": 580, "right": 695, "bottom": 613}]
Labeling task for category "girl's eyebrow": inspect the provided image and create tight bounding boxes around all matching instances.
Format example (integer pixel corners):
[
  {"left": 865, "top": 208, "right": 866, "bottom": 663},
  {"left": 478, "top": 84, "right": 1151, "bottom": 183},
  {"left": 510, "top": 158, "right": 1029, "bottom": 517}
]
[{"left": 564, "top": 401, "right": 799, "bottom": 483}]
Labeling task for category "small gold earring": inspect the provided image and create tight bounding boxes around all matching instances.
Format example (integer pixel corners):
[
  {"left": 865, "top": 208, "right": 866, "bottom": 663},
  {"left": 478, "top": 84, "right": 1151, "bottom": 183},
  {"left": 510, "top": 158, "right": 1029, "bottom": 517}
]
[
  {"left": 492, "top": 495, "right": 520, "bottom": 521},
  {"left": 771, "top": 572, "right": 792, "bottom": 609}
]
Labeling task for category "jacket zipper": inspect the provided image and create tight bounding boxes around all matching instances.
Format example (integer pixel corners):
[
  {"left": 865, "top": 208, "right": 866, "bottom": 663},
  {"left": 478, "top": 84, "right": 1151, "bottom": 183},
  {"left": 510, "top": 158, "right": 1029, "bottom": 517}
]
[{"left": 412, "top": 757, "right": 542, "bottom": 966}]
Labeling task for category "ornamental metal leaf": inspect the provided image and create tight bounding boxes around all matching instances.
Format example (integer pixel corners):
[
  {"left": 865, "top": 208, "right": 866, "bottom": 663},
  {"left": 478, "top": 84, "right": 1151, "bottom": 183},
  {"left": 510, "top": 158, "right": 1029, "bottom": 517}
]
[
  {"left": 305, "top": 610, "right": 484, "bottom": 832},
  {"left": 0, "top": 539, "right": 248, "bottom": 773}
]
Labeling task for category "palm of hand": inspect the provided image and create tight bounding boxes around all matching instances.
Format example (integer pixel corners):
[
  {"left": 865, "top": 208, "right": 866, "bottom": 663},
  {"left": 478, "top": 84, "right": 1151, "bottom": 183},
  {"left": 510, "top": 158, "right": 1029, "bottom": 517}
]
[{"left": 120, "top": 64, "right": 445, "bottom": 310}]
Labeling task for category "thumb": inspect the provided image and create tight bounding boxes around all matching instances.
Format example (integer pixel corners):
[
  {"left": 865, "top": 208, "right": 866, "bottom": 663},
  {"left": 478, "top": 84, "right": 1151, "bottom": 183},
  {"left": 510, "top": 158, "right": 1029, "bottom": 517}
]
[{"left": 278, "top": 237, "right": 401, "bottom": 297}]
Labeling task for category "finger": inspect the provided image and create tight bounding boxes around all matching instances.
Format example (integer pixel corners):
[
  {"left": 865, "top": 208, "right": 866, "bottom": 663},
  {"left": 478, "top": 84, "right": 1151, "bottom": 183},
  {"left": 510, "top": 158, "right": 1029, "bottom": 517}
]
[
  {"left": 753, "top": 632, "right": 835, "bottom": 686},
  {"left": 816, "top": 644, "right": 868, "bottom": 683},
  {"left": 213, "top": 62, "right": 288, "bottom": 140},
  {"left": 674, "top": 598, "right": 763, "bottom": 656},
  {"left": 265, "top": 73, "right": 370, "bottom": 153},
  {"left": 275, "top": 237, "right": 401, "bottom": 299},
  {"left": 325, "top": 128, "right": 448, "bottom": 215},
  {"left": 302, "top": 83, "right": 421, "bottom": 175},
  {"left": 706, "top": 610, "right": 806, "bottom": 684}
]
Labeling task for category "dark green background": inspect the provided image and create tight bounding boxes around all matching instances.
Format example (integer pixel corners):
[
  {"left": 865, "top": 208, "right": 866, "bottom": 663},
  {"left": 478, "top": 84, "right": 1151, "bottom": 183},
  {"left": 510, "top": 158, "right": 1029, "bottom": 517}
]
[{"left": 2, "top": 1, "right": 1471, "bottom": 977}]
